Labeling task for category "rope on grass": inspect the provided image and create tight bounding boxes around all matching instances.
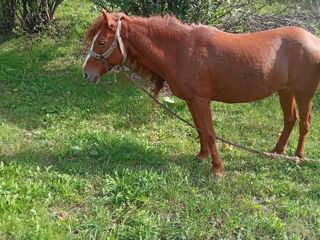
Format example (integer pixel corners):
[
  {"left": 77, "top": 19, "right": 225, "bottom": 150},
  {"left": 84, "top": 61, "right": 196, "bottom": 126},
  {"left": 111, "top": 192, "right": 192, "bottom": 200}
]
[
  {"left": 115, "top": 65, "right": 320, "bottom": 165},
  {"left": 214, "top": 136, "right": 320, "bottom": 165}
]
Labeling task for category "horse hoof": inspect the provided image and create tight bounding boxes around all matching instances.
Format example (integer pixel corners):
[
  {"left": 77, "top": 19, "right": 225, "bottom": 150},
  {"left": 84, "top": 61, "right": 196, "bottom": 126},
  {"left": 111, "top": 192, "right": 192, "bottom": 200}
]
[
  {"left": 195, "top": 152, "right": 210, "bottom": 161},
  {"left": 269, "top": 148, "right": 286, "bottom": 155},
  {"left": 212, "top": 169, "right": 223, "bottom": 178},
  {"left": 295, "top": 152, "right": 304, "bottom": 158}
]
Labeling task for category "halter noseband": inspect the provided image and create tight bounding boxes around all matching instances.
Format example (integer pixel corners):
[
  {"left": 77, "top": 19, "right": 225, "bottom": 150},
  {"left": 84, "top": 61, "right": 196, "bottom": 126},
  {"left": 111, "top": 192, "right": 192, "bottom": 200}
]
[{"left": 89, "top": 16, "right": 127, "bottom": 71}]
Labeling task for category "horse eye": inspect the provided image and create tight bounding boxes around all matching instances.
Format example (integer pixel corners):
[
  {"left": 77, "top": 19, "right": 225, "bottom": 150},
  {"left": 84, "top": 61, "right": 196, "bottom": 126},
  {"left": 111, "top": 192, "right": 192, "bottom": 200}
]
[{"left": 98, "top": 41, "right": 105, "bottom": 46}]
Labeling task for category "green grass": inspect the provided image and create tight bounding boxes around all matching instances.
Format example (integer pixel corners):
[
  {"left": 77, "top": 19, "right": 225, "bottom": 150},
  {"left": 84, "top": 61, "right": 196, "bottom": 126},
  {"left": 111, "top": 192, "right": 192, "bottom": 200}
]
[{"left": 1, "top": 0, "right": 320, "bottom": 239}]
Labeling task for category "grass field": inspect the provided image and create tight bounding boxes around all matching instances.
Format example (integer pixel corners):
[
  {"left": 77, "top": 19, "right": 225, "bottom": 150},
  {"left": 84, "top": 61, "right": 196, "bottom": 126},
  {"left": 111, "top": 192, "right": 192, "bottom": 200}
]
[{"left": 1, "top": 0, "right": 320, "bottom": 239}]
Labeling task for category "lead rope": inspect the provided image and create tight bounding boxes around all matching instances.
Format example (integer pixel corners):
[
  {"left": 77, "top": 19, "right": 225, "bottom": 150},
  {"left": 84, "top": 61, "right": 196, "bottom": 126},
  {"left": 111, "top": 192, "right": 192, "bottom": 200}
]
[{"left": 112, "top": 65, "right": 320, "bottom": 165}]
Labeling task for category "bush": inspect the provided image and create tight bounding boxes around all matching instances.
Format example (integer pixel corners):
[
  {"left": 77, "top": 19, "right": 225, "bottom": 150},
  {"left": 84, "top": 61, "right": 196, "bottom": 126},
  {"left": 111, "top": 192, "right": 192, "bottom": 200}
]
[
  {"left": 91, "top": 0, "right": 225, "bottom": 24},
  {"left": 90, "top": 0, "right": 276, "bottom": 31},
  {"left": 92, "top": 0, "right": 197, "bottom": 23},
  {"left": 16, "top": 0, "right": 65, "bottom": 33},
  {"left": 0, "top": 0, "right": 65, "bottom": 34},
  {"left": 0, "top": 0, "right": 18, "bottom": 35}
]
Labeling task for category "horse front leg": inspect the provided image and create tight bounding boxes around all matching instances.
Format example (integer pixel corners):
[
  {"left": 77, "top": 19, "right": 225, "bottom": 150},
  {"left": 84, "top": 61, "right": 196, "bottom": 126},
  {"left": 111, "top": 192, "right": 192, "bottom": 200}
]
[
  {"left": 187, "top": 102, "right": 210, "bottom": 160},
  {"left": 186, "top": 98, "right": 223, "bottom": 176}
]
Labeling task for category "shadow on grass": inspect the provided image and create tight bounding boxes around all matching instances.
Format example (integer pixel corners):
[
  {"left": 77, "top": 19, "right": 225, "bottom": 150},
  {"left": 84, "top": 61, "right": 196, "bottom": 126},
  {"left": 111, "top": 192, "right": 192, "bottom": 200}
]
[
  {"left": 1, "top": 39, "right": 320, "bottom": 181},
  {"left": 1, "top": 129, "right": 211, "bottom": 181},
  {"left": 0, "top": 43, "right": 157, "bottom": 128},
  {"left": 1, "top": 42, "right": 200, "bottom": 178}
]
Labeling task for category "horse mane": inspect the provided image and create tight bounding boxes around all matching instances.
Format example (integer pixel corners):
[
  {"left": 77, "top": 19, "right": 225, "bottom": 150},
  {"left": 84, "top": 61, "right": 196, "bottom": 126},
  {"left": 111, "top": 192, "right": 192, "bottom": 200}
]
[
  {"left": 85, "top": 13, "right": 189, "bottom": 42},
  {"left": 124, "top": 14, "right": 187, "bottom": 95},
  {"left": 126, "top": 59, "right": 164, "bottom": 96},
  {"left": 85, "top": 15, "right": 104, "bottom": 42},
  {"left": 152, "top": 14, "right": 187, "bottom": 27}
]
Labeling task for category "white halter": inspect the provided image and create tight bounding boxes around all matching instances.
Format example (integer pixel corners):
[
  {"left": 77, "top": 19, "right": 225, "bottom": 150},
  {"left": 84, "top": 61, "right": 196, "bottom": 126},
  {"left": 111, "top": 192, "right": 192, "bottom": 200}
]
[{"left": 89, "top": 16, "right": 127, "bottom": 71}]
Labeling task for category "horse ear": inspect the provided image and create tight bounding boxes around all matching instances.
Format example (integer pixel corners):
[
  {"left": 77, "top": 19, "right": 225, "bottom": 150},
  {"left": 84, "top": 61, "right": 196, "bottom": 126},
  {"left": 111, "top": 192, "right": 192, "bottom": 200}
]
[{"left": 102, "top": 9, "right": 116, "bottom": 29}]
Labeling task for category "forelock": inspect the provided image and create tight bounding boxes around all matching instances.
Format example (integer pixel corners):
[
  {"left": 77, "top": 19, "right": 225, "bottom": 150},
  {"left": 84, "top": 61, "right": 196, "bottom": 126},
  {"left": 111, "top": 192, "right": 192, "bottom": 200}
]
[{"left": 85, "top": 16, "right": 105, "bottom": 42}]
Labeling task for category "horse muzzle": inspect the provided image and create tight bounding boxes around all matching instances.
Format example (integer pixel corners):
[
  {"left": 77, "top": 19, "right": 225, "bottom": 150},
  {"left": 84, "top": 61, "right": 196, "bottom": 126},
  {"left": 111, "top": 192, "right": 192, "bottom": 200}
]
[{"left": 83, "top": 72, "right": 100, "bottom": 85}]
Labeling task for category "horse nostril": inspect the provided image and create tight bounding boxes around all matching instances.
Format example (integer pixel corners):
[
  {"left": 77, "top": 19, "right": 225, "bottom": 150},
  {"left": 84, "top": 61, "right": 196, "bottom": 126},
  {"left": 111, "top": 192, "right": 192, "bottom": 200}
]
[
  {"left": 84, "top": 73, "right": 88, "bottom": 79},
  {"left": 93, "top": 76, "right": 99, "bottom": 83}
]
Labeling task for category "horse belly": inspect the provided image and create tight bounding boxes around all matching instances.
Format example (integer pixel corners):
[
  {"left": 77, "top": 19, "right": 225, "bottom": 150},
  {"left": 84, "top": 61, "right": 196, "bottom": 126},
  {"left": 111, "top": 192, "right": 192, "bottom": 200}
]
[
  {"left": 212, "top": 85, "right": 273, "bottom": 103},
  {"left": 211, "top": 71, "right": 286, "bottom": 103}
]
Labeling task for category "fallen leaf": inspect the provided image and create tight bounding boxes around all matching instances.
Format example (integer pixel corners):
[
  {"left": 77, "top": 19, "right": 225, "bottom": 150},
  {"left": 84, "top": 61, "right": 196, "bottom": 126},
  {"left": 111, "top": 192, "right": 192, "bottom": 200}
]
[
  {"left": 216, "top": 218, "right": 223, "bottom": 229},
  {"left": 225, "top": 144, "right": 233, "bottom": 152},
  {"left": 163, "top": 96, "right": 174, "bottom": 103},
  {"left": 272, "top": 132, "right": 281, "bottom": 136},
  {"left": 70, "top": 146, "right": 82, "bottom": 151},
  {"left": 68, "top": 156, "right": 78, "bottom": 161},
  {"left": 57, "top": 213, "right": 67, "bottom": 221},
  {"left": 89, "top": 149, "right": 99, "bottom": 156},
  {"left": 149, "top": 135, "right": 155, "bottom": 141}
]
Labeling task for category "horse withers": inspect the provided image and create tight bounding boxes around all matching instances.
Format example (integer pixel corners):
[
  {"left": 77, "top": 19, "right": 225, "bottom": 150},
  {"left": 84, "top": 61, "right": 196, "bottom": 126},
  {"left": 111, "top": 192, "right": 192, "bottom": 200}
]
[{"left": 83, "top": 10, "right": 320, "bottom": 177}]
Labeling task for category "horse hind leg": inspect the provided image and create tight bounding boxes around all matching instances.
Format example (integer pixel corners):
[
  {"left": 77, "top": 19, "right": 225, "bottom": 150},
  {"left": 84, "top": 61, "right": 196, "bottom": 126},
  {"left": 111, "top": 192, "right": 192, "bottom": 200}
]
[
  {"left": 270, "top": 89, "right": 297, "bottom": 154},
  {"left": 295, "top": 97, "right": 313, "bottom": 158}
]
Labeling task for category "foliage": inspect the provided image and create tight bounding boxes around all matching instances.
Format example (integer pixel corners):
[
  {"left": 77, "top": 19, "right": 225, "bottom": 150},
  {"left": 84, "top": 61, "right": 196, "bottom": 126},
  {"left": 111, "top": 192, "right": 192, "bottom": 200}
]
[
  {"left": 240, "top": 11, "right": 320, "bottom": 35},
  {"left": 91, "top": 0, "right": 203, "bottom": 23},
  {"left": 0, "top": 0, "right": 65, "bottom": 35},
  {"left": 0, "top": 0, "right": 18, "bottom": 34},
  {"left": 89, "top": 0, "right": 320, "bottom": 32},
  {"left": 92, "top": 0, "right": 191, "bottom": 21},
  {"left": 279, "top": 0, "right": 320, "bottom": 10},
  {"left": 91, "top": 0, "right": 276, "bottom": 30},
  {"left": 16, "top": 0, "right": 65, "bottom": 33}
]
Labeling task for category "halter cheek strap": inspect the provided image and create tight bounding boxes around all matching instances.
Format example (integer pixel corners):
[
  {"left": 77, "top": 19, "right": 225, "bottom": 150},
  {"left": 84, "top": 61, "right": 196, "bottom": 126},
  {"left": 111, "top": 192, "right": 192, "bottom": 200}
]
[{"left": 89, "top": 16, "right": 127, "bottom": 72}]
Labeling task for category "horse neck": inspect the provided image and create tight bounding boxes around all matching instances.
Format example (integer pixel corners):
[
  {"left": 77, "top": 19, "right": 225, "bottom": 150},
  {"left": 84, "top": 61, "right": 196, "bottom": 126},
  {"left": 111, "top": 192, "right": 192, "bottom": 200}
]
[{"left": 124, "top": 16, "right": 184, "bottom": 79}]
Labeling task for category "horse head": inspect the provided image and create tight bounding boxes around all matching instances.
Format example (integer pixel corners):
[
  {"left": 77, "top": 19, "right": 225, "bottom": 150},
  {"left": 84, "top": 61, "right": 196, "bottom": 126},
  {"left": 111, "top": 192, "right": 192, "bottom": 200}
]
[{"left": 82, "top": 10, "right": 127, "bottom": 84}]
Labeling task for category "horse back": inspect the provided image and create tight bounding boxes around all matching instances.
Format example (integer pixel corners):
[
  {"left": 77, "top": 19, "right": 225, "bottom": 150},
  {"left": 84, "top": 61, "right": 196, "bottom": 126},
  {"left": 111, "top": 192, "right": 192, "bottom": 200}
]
[{"left": 181, "top": 26, "right": 320, "bottom": 103}]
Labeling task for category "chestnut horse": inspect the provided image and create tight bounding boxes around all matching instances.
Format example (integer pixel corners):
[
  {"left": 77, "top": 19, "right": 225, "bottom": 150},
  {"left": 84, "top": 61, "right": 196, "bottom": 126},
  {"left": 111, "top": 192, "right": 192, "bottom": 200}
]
[{"left": 83, "top": 10, "right": 320, "bottom": 176}]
